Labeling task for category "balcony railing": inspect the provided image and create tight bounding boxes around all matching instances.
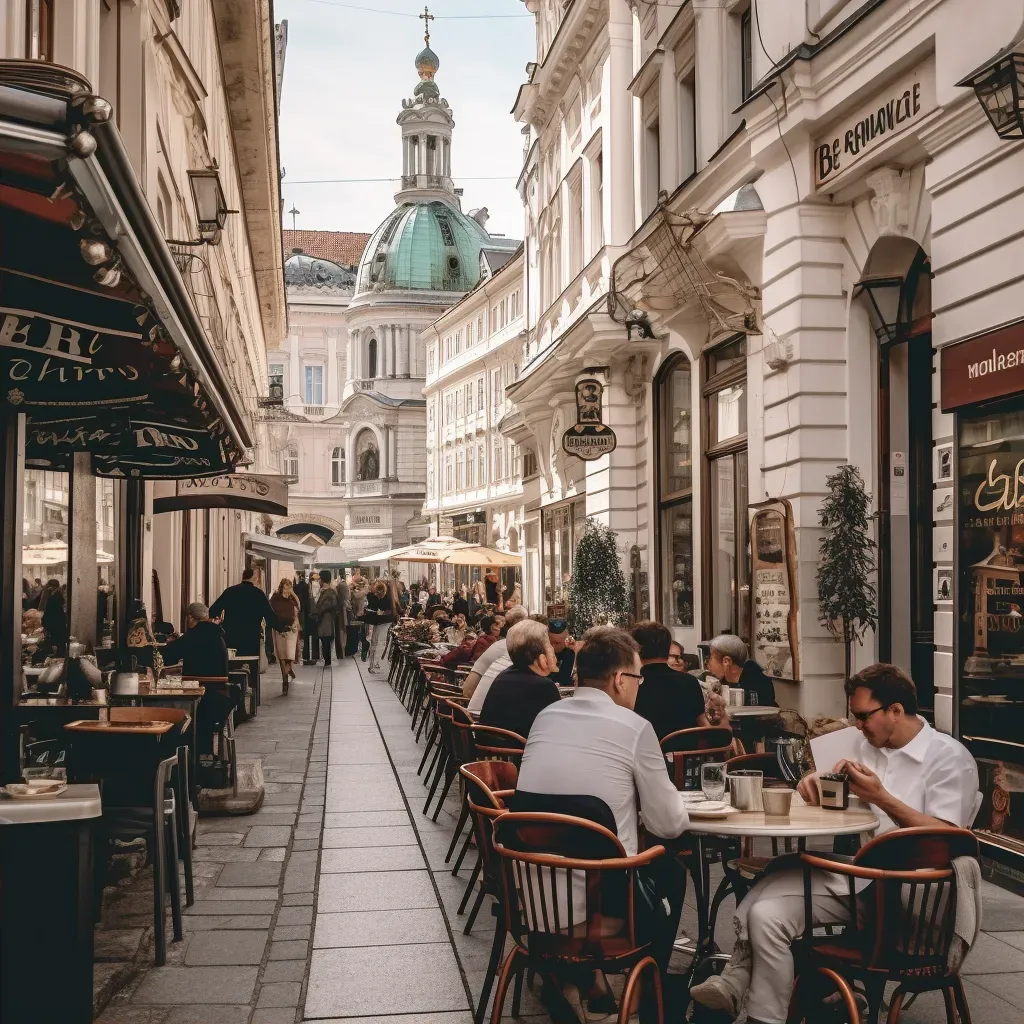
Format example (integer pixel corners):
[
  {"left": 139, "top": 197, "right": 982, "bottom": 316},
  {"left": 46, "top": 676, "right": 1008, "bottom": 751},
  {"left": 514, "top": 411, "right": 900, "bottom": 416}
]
[{"left": 303, "top": 405, "right": 325, "bottom": 418}]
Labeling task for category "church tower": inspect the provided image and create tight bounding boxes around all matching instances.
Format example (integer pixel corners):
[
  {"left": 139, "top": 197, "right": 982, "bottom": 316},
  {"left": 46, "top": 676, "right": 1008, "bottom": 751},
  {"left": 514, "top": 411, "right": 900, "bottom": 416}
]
[{"left": 395, "top": 13, "right": 457, "bottom": 206}]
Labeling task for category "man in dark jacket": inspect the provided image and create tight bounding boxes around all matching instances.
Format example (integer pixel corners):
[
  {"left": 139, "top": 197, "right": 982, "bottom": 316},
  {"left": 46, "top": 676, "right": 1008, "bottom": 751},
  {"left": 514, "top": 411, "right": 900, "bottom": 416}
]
[
  {"left": 631, "top": 621, "right": 714, "bottom": 741},
  {"left": 292, "top": 574, "right": 315, "bottom": 664},
  {"left": 479, "top": 620, "right": 561, "bottom": 740},
  {"left": 163, "top": 601, "right": 233, "bottom": 754},
  {"left": 707, "top": 633, "right": 777, "bottom": 707},
  {"left": 210, "top": 569, "right": 286, "bottom": 657}
]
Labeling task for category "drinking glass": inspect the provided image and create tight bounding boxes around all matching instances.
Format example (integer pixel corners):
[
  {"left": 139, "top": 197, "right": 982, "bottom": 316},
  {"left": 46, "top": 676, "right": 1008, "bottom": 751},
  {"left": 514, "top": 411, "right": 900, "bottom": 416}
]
[{"left": 701, "top": 762, "right": 726, "bottom": 802}]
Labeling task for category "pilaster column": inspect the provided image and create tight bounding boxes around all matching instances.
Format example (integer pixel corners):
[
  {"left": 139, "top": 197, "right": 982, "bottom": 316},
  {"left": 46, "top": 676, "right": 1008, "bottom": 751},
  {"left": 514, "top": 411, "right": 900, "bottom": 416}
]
[
  {"left": 345, "top": 331, "right": 354, "bottom": 386},
  {"left": 289, "top": 333, "right": 300, "bottom": 403},
  {"left": 389, "top": 325, "right": 397, "bottom": 378},
  {"left": 659, "top": 47, "right": 680, "bottom": 191},
  {"left": 406, "top": 326, "right": 414, "bottom": 377},
  {"left": 605, "top": 2, "right": 635, "bottom": 245},
  {"left": 396, "top": 325, "right": 409, "bottom": 377},
  {"left": 381, "top": 427, "right": 390, "bottom": 479},
  {"left": 389, "top": 426, "right": 399, "bottom": 481},
  {"left": 379, "top": 325, "right": 388, "bottom": 377},
  {"left": 419, "top": 135, "right": 427, "bottom": 180},
  {"left": 326, "top": 328, "right": 339, "bottom": 405}
]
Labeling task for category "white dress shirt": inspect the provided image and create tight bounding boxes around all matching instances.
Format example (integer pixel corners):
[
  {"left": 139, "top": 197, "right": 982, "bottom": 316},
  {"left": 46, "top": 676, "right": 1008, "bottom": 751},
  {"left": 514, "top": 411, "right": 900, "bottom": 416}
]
[
  {"left": 517, "top": 686, "right": 689, "bottom": 855},
  {"left": 842, "top": 718, "right": 979, "bottom": 833},
  {"left": 467, "top": 650, "right": 512, "bottom": 714}
]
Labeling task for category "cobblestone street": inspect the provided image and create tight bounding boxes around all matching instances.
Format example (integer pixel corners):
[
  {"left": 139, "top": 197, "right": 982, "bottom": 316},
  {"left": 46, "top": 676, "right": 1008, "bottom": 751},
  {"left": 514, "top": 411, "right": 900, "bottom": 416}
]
[{"left": 92, "top": 656, "right": 1024, "bottom": 1024}]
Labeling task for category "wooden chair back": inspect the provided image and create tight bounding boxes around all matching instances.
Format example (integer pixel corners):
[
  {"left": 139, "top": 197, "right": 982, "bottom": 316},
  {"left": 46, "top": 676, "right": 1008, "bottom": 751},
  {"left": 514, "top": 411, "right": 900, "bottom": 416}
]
[
  {"left": 799, "top": 827, "right": 979, "bottom": 979},
  {"left": 492, "top": 811, "right": 664, "bottom": 961},
  {"left": 459, "top": 761, "right": 517, "bottom": 892},
  {"left": 470, "top": 724, "right": 526, "bottom": 765},
  {"left": 661, "top": 726, "right": 734, "bottom": 791}
]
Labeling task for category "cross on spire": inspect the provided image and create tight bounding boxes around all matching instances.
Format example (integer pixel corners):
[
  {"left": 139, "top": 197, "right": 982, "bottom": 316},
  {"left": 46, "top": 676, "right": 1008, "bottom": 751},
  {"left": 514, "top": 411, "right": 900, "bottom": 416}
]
[
  {"left": 288, "top": 205, "right": 300, "bottom": 231},
  {"left": 419, "top": 5, "right": 434, "bottom": 47}
]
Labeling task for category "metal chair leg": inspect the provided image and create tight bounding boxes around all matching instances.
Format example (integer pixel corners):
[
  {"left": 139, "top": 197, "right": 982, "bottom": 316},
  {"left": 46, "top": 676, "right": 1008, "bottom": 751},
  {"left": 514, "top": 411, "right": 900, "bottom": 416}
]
[
  {"left": 464, "top": 886, "right": 488, "bottom": 935},
  {"left": 458, "top": 857, "right": 482, "bottom": 914},
  {"left": 446, "top": 798, "right": 470, "bottom": 864},
  {"left": 452, "top": 827, "right": 475, "bottom": 875},
  {"left": 432, "top": 768, "right": 457, "bottom": 821}
]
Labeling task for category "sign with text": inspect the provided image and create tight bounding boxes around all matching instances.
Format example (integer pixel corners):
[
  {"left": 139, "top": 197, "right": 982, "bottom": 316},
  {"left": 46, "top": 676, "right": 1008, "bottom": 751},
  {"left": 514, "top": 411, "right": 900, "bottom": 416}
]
[
  {"left": 153, "top": 473, "right": 289, "bottom": 516},
  {"left": 561, "top": 377, "right": 617, "bottom": 461},
  {"left": 750, "top": 500, "right": 799, "bottom": 681},
  {"left": 940, "top": 320, "right": 1024, "bottom": 411},
  {"left": 813, "top": 60, "right": 935, "bottom": 189}
]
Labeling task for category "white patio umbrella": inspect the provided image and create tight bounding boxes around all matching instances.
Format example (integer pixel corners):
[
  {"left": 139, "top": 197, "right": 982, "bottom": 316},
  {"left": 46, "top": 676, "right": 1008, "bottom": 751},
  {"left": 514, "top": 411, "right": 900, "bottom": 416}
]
[
  {"left": 361, "top": 535, "right": 476, "bottom": 563},
  {"left": 437, "top": 546, "right": 522, "bottom": 567}
]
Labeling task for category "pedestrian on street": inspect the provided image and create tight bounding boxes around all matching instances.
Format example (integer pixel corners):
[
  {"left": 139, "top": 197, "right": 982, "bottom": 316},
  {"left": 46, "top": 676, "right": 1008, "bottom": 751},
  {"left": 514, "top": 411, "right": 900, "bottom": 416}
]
[
  {"left": 270, "top": 579, "right": 301, "bottom": 694},
  {"left": 293, "top": 573, "right": 314, "bottom": 665},
  {"left": 313, "top": 570, "right": 339, "bottom": 665},
  {"left": 333, "top": 571, "right": 351, "bottom": 660},
  {"left": 210, "top": 568, "right": 288, "bottom": 658},
  {"left": 366, "top": 578, "right": 398, "bottom": 673}
]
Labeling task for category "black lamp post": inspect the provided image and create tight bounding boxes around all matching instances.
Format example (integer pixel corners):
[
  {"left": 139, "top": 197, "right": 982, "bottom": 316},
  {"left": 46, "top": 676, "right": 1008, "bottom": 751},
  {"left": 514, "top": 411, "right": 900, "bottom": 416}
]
[
  {"left": 958, "top": 49, "right": 1024, "bottom": 139},
  {"left": 187, "top": 168, "right": 232, "bottom": 243}
]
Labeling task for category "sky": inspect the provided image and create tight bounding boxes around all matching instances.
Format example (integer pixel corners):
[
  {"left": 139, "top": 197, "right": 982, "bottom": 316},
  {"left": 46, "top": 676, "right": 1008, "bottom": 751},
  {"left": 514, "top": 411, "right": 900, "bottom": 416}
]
[{"left": 275, "top": 0, "right": 535, "bottom": 241}]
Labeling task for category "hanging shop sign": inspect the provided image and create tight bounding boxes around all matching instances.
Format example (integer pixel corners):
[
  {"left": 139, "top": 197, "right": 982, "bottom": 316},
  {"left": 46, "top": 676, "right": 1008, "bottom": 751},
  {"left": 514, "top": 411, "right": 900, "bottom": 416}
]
[
  {"left": 749, "top": 498, "right": 800, "bottom": 681},
  {"left": 561, "top": 377, "right": 617, "bottom": 461},
  {"left": 940, "top": 319, "right": 1024, "bottom": 411},
  {"left": 813, "top": 59, "right": 935, "bottom": 189},
  {"left": 452, "top": 511, "right": 486, "bottom": 527},
  {"left": 153, "top": 473, "right": 289, "bottom": 516}
]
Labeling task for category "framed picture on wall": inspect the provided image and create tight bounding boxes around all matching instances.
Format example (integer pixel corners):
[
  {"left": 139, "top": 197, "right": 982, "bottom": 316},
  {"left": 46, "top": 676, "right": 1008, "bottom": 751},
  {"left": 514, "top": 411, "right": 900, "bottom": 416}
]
[
  {"left": 934, "top": 567, "right": 953, "bottom": 604},
  {"left": 934, "top": 442, "right": 954, "bottom": 482}
]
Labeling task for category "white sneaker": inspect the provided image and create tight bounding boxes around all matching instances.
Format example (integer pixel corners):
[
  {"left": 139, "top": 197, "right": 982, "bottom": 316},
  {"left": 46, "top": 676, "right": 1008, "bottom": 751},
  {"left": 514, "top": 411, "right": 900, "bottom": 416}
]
[{"left": 689, "top": 975, "right": 740, "bottom": 1015}]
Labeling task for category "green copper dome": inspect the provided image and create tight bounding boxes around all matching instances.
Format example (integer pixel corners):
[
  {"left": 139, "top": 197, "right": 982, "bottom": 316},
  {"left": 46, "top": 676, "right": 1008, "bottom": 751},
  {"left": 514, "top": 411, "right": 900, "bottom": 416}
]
[{"left": 354, "top": 200, "right": 493, "bottom": 296}]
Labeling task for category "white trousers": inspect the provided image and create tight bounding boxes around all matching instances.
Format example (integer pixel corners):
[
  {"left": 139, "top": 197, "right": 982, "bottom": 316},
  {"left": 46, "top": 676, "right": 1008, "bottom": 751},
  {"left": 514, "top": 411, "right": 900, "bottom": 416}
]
[
  {"left": 737, "top": 867, "right": 853, "bottom": 1024},
  {"left": 368, "top": 621, "right": 392, "bottom": 671}
]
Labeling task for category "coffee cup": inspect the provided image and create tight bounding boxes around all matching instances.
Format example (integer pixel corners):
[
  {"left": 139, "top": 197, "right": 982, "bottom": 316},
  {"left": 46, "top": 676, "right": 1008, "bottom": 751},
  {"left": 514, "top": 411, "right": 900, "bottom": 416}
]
[{"left": 761, "top": 788, "right": 794, "bottom": 819}]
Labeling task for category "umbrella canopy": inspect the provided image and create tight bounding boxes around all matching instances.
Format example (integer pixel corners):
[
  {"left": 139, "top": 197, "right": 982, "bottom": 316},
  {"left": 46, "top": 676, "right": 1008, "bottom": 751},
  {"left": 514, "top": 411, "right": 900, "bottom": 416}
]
[
  {"left": 437, "top": 546, "right": 522, "bottom": 567},
  {"left": 362, "top": 536, "right": 476, "bottom": 564}
]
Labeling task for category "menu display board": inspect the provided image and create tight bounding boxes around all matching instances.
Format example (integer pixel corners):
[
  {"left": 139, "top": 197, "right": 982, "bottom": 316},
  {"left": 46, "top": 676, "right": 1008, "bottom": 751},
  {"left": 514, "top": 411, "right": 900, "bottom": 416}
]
[{"left": 750, "top": 499, "right": 799, "bottom": 681}]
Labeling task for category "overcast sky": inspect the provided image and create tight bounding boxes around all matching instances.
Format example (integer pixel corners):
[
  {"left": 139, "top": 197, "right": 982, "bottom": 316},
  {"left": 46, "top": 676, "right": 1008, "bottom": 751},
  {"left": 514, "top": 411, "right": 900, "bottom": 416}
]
[{"left": 276, "top": 0, "right": 535, "bottom": 241}]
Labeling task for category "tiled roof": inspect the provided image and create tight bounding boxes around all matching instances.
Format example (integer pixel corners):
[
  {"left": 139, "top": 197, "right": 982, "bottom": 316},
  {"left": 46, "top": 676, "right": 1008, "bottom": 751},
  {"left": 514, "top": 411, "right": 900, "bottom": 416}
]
[{"left": 283, "top": 229, "right": 370, "bottom": 268}]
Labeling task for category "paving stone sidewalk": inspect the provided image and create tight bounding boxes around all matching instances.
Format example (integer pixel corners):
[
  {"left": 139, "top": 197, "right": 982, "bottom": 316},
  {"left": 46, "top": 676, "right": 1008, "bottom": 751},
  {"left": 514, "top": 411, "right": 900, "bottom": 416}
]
[{"left": 95, "top": 660, "right": 331, "bottom": 1024}]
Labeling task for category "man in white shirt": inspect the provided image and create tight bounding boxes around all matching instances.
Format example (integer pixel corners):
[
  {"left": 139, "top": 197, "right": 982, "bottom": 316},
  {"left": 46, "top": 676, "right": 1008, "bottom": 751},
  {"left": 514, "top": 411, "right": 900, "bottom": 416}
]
[
  {"left": 691, "top": 663, "right": 979, "bottom": 1024},
  {"left": 516, "top": 627, "right": 690, "bottom": 1012},
  {"left": 461, "top": 604, "right": 528, "bottom": 703}
]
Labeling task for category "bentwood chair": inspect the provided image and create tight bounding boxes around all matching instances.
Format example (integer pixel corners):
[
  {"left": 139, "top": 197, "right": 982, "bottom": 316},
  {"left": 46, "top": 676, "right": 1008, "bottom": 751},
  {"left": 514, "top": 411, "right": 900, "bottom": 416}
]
[
  {"left": 659, "top": 726, "right": 735, "bottom": 791},
  {"left": 189, "top": 675, "right": 239, "bottom": 794},
  {"left": 490, "top": 811, "right": 667, "bottom": 1024},
  {"left": 458, "top": 761, "right": 518, "bottom": 1024},
  {"left": 786, "top": 827, "right": 979, "bottom": 1024}
]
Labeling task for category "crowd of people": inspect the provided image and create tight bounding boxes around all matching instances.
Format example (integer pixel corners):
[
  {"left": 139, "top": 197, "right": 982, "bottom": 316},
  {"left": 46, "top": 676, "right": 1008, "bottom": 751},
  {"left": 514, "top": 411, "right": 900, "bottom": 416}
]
[{"left": 386, "top": 603, "right": 982, "bottom": 1024}]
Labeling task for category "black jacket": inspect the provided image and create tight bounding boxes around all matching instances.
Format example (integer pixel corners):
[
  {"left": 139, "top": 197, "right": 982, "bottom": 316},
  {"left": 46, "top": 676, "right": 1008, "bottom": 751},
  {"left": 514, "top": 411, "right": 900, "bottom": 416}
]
[
  {"left": 739, "top": 659, "right": 777, "bottom": 707},
  {"left": 479, "top": 666, "right": 561, "bottom": 741},
  {"left": 163, "top": 619, "right": 229, "bottom": 678},
  {"left": 453, "top": 596, "right": 470, "bottom": 618},
  {"left": 210, "top": 581, "right": 285, "bottom": 656},
  {"left": 293, "top": 580, "right": 311, "bottom": 619},
  {"left": 366, "top": 591, "right": 396, "bottom": 625},
  {"left": 547, "top": 647, "right": 575, "bottom": 687},
  {"left": 634, "top": 662, "right": 707, "bottom": 741}
]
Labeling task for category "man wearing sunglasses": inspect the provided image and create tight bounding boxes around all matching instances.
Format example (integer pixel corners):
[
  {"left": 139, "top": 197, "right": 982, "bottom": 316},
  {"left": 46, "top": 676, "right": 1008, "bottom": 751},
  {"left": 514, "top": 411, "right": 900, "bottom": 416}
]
[{"left": 692, "top": 663, "right": 979, "bottom": 1024}]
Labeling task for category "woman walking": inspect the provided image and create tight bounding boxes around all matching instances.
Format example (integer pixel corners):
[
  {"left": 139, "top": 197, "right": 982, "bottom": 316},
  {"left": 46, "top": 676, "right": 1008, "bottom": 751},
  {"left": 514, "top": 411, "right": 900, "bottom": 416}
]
[
  {"left": 270, "top": 578, "right": 301, "bottom": 694},
  {"left": 313, "top": 570, "right": 339, "bottom": 666},
  {"left": 366, "top": 578, "right": 398, "bottom": 673}
]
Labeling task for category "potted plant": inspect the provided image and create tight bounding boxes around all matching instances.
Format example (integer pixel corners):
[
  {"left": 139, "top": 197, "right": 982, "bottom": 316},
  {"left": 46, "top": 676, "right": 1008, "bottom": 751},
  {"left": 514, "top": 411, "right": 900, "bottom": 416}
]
[
  {"left": 568, "top": 518, "right": 630, "bottom": 634},
  {"left": 816, "top": 464, "right": 878, "bottom": 686}
]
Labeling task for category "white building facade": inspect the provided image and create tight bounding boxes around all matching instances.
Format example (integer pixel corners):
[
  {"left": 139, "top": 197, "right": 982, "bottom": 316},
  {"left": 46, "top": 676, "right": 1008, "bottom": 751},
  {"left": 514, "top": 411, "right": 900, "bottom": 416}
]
[
  {"left": 500, "top": 0, "right": 1024, "bottom": 876},
  {"left": 422, "top": 248, "right": 528, "bottom": 593}
]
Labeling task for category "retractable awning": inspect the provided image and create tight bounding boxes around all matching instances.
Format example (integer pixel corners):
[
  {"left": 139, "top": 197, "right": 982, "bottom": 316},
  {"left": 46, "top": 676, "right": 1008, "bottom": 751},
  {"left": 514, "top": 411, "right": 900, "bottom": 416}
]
[
  {"left": 0, "top": 61, "right": 251, "bottom": 478},
  {"left": 242, "top": 532, "right": 315, "bottom": 567}
]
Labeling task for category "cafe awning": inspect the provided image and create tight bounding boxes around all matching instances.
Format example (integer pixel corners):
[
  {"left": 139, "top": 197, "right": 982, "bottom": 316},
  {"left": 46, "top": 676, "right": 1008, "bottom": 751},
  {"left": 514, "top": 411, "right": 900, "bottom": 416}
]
[
  {"left": 242, "top": 532, "right": 315, "bottom": 568},
  {"left": 0, "top": 61, "right": 251, "bottom": 479},
  {"left": 152, "top": 474, "right": 289, "bottom": 516}
]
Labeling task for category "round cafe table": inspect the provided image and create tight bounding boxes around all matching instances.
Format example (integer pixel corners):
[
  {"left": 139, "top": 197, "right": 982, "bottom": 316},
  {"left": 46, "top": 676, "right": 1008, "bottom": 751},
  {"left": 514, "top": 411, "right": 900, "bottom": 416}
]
[{"left": 671, "top": 796, "right": 879, "bottom": 983}]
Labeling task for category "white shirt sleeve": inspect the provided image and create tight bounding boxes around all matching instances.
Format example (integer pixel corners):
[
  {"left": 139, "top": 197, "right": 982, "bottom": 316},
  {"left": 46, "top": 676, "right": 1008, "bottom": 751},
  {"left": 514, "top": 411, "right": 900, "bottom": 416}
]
[
  {"left": 632, "top": 720, "right": 690, "bottom": 840},
  {"left": 924, "top": 744, "right": 981, "bottom": 827}
]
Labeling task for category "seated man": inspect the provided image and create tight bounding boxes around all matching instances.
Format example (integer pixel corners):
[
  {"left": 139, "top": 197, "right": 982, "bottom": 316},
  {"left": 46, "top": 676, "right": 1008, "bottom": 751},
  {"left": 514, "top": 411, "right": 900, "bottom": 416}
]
[
  {"left": 706, "top": 633, "right": 777, "bottom": 707},
  {"left": 631, "top": 620, "right": 721, "bottom": 739},
  {"left": 545, "top": 617, "right": 577, "bottom": 686},
  {"left": 462, "top": 605, "right": 528, "bottom": 699},
  {"left": 516, "top": 627, "right": 690, "bottom": 994},
  {"left": 440, "top": 614, "right": 502, "bottom": 668},
  {"left": 163, "top": 601, "right": 234, "bottom": 755},
  {"left": 478, "top": 620, "right": 561, "bottom": 740},
  {"left": 691, "top": 663, "right": 980, "bottom": 1024}
]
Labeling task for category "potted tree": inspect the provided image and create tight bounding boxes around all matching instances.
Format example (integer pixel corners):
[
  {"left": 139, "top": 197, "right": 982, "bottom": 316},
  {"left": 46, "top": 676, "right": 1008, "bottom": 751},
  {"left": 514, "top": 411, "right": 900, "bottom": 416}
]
[
  {"left": 568, "top": 518, "right": 630, "bottom": 634},
  {"left": 816, "top": 464, "right": 878, "bottom": 686}
]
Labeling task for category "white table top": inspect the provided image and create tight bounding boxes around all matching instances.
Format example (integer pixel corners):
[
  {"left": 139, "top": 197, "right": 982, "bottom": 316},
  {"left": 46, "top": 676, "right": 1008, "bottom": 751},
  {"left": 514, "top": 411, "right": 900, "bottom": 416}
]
[
  {"left": 683, "top": 795, "right": 878, "bottom": 838},
  {"left": 0, "top": 784, "right": 102, "bottom": 825},
  {"left": 728, "top": 706, "right": 781, "bottom": 717}
]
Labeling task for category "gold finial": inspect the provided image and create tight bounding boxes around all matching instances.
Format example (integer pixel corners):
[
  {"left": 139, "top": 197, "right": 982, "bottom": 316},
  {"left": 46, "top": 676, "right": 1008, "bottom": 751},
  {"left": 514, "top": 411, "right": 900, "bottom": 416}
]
[{"left": 419, "top": 5, "right": 434, "bottom": 47}]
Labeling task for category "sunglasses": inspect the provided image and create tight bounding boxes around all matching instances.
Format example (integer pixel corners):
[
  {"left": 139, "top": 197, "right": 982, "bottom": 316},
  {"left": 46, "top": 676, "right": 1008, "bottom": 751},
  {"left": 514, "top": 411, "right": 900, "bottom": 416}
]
[{"left": 850, "top": 702, "right": 893, "bottom": 724}]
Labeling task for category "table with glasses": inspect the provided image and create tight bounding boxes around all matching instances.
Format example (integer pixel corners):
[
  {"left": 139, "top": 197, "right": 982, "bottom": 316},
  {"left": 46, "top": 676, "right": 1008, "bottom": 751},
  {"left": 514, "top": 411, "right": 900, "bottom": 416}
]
[{"left": 670, "top": 792, "right": 878, "bottom": 982}]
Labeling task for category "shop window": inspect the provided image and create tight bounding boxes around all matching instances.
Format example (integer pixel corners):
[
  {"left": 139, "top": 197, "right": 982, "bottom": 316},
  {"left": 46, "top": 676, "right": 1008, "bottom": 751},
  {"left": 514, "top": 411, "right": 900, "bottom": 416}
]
[
  {"left": 703, "top": 336, "right": 749, "bottom": 640},
  {"left": 740, "top": 6, "right": 753, "bottom": 100},
  {"left": 26, "top": 0, "right": 54, "bottom": 61},
  {"left": 303, "top": 364, "right": 323, "bottom": 405},
  {"left": 331, "top": 447, "right": 345, "bottom": 486},
  {"left": 283, "top": 447, "right": 299, "bottom": 481},
  {"left": 467, "top": 446, "right": 475, "bottom": 488},
  {"left": 523, "top": 449, "right": 538, "bottom": 479},
  {"left": 656, "top": 354, "right": 695, "bottom": 627},
  {"left": 542, "top": 498, "right": 587, "bottom": 608},
  {"left": 478, "top": 444, "right": 487, "bottom": 484}
]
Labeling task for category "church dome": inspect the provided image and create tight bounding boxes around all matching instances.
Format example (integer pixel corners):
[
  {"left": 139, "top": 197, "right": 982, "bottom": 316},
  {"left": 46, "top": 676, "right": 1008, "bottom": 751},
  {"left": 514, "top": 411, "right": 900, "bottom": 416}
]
[
  {"left": 415, "top": 45, "right": 439, "bottom": 75},
  {"left": 284, "top": 251, "right": 355, "bottom": 290},
  {"left": 354, "top": 200, "right": 493, "bottom": 297}
]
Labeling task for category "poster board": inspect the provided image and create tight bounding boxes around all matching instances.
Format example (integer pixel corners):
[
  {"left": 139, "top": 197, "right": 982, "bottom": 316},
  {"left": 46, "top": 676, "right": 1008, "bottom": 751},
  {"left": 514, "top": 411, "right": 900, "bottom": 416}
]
[{"left": 750, "top": 498, "right": 800, "bottom": 681}]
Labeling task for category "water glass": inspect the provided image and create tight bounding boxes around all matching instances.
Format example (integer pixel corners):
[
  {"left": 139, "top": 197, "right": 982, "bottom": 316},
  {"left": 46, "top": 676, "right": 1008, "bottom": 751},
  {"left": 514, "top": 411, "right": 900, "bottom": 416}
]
[{"left": 701, "top": 762, "right": 726, "bottom": 802}]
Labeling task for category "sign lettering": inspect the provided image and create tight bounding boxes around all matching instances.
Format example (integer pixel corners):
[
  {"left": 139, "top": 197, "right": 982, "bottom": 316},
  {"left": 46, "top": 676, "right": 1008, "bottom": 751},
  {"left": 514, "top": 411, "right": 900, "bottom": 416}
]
[
  {"left": 561, "top": 377, "right": 617, "bottom": 461},
  {"left": 940, "top": 320, "right": 1024, "bottom": 411}
]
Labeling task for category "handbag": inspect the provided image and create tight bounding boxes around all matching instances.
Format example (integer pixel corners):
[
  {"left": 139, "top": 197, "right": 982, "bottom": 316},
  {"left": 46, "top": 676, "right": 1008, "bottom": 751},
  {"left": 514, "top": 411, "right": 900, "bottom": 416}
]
[{"left": 360, "top": 629, "right": 370, "bottom": 661}]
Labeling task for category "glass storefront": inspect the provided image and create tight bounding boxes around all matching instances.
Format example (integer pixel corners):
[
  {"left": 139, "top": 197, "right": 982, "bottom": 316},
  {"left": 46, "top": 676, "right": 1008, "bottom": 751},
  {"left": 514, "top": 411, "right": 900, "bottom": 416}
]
[
  {"left": 957, "top": 402, "right": 1024, "bottom": 857},
  {"left": 541, "top": 497, "right": 586, "bottom": 611}
]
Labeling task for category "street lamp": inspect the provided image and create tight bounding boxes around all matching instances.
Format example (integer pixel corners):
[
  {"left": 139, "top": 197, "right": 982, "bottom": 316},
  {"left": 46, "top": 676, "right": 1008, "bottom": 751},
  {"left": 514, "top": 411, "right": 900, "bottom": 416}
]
[
  {"left": 856, "top": 277, "right": 904, "bottom": 344},
  {"left": 187, "top": 168, "right": 231, "bottom": 243},
  {"left": 958, "top": 49, "right": 1024, "bottom": 139}
]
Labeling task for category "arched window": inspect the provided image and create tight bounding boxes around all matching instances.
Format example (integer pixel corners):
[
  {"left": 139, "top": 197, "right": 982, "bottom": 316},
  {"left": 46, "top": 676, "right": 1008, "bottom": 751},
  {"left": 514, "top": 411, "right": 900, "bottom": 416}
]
[
  {"left": 331, "top": 447, "right": 345, "bottom": 485},
  {"left": 283, "top": 446, "right": 299, "bottom": 481},
  {"left": 656, "top": 354, "right": 694, "bottom": 628},
  {"left": 367, "top": 337, "right": 378, "bottom": 379}
]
